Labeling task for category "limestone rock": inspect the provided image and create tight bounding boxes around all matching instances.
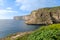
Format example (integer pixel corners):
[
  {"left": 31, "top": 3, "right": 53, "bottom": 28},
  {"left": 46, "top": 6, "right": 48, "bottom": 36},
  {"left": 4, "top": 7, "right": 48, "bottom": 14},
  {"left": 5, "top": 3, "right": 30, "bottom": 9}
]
[{"left": 24, "top": 6, "right": 60, "bottom": 24}]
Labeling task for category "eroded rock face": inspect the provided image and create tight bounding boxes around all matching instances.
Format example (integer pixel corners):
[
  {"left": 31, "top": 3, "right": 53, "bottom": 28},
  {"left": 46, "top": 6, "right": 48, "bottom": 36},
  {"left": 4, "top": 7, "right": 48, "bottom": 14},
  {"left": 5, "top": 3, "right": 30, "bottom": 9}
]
[
  {"left": 50, "top": 9, "right": 60, "bottom": 23},
  {"left": 24, "top": 7, "right": 60, "bottom": 24}
]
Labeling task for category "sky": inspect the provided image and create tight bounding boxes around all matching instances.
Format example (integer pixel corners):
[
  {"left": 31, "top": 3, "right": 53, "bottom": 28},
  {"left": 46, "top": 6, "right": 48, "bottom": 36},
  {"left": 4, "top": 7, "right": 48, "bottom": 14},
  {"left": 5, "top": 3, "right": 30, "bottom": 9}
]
[{"left": 0, "top": 0, "right": 60, "bottom": 19}]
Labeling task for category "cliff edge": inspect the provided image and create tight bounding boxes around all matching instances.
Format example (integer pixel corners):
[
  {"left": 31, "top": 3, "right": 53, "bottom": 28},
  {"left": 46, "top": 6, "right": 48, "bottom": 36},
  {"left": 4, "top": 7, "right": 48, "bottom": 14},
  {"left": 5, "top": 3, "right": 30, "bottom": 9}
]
[{"left": 24, "top": 6, "right": 60, "bottom": 24}]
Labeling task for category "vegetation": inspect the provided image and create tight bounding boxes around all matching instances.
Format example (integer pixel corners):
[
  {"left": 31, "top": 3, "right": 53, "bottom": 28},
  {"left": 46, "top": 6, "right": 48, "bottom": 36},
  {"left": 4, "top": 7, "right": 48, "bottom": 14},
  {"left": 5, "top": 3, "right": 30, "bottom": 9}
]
[
  {"left": 2, "top": 24, "right": 60, "bottom": 40},
  {"left": 28, "top": 24, "right": 60, "bottom": 40},
  {"left": 5, "top": 24, "right": 60, "bottom": 40},
  {"left": 15, "top": 24, "right": 60, "bottom": 40}
]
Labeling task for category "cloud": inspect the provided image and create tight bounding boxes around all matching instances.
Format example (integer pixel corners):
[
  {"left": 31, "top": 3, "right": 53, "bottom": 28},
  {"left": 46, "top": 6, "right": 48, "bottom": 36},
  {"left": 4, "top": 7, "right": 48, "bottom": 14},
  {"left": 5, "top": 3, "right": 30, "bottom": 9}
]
[
  {"left": 0, "top": 15, "right": 13, "bottom": 19},
  {"left": 0, "top": 9, "right": 17, "bottom": 14},
  {"left": 0, "top": 15, "right": 10, "bottom": 19},
  {"left": 15, "top": 0, "right": 40, "bottom": 11},
  {"left": 6, "top": 7, "right": 12, "bottom": 10},
  {"left": 0, "top": 9, "right": 18, "bottom": 19},
  {"left": 20, "top": 5, "right": 31, "bottom": 11},
  {"left": 0, "top": 0, "right": 4, "bottom": 6},
  {"left": 15, "top": 0, "right": 60, "bottom": 11}
]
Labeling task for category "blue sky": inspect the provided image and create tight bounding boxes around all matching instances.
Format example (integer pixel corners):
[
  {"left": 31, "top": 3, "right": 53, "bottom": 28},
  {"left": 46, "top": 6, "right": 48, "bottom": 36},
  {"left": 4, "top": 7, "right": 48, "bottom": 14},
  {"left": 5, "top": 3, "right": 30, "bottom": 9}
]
[{"left": 0, "top": 0, "right": 60, "bottom": 19}]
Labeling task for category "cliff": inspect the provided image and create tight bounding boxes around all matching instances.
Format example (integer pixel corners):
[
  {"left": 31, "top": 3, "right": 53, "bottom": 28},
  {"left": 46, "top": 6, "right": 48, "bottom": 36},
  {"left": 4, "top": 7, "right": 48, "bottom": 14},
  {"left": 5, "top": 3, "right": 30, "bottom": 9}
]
[
  {"left": 14, "top": 16, "right": 24, "bottom": 20},
  {"left": 24, "top": 6, "right": 60, "bottom": 24}
]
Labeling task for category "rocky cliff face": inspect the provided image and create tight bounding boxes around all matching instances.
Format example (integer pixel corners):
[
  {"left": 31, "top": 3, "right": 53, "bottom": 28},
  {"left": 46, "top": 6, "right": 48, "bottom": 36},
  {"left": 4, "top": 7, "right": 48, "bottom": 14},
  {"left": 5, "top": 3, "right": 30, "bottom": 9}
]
[{"left": 24, "top": 6, "right": 60, "bottom": 24}]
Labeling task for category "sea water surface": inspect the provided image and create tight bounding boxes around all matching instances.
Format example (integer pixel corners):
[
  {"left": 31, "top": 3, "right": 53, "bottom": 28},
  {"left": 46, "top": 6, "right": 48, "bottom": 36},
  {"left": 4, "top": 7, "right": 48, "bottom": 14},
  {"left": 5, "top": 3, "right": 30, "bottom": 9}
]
[{"left": 0, "top": 19, "right": 40, "bottom": 38}]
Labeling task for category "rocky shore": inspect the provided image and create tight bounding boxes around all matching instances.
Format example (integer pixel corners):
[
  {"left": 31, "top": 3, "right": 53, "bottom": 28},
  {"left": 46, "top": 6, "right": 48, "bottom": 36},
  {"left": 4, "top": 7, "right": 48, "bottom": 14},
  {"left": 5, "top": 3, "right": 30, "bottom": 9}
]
[{"left": 0, "top": 32, "right": 32, "bottom": 40}]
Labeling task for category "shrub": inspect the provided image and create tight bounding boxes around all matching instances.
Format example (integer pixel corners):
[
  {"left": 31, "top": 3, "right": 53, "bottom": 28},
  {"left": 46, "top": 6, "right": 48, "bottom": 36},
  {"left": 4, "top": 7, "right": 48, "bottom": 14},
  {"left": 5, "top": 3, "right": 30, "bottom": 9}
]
[{"left": 28, "top": 24, "right": 60, "bottom": 40}]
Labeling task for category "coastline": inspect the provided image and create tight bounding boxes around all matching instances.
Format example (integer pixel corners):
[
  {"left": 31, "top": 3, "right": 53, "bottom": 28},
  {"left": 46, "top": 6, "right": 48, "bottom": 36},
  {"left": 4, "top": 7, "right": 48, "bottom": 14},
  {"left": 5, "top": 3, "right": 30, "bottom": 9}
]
[{"left": 0, "top": 31, "right": 32, "bottom": 40}]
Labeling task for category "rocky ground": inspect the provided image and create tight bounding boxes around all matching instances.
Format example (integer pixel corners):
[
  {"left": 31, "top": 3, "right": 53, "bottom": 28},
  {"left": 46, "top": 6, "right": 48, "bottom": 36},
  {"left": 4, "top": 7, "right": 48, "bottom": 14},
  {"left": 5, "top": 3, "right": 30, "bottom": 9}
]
[{"left": 0, "top": 32, "right": 32, "bottom": 40}]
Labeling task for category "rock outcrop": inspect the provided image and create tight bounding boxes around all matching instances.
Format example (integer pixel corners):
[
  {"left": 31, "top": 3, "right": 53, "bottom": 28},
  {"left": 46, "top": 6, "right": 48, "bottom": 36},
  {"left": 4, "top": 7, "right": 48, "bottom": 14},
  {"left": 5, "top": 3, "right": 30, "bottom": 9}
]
[{"left": 24, "top": 6, "right": 60, "bottom": 24}]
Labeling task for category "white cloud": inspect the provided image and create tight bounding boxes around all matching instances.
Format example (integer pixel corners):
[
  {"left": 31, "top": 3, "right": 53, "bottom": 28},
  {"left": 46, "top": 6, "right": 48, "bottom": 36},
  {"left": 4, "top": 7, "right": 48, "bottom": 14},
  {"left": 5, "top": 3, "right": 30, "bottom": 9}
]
[
  {"left": 0, "top": 9, "right": 17, "bottom": 14},
  {"left": 15, "top": 0, "right": 39, "bottom": 11},
  {"left": 15, "top": 0, "right": 60, "bottom": 11},
  {"left": 20, "top": 5, "right": 31, "bottom": 11},
  {"left": 6, "top": 7, "right": 12, "bottom": 10},
  {"left": 0, "top": 15, "right": 10, "bottom": 19},
  {"left": 0, "top": 9, "right": 18, "bottom": 19},
  {"left": 15, "top": 0, "right": 47, "bottom": 11},
  {"left": 0, "top": 15, "right": 13, "bottom": 19}
]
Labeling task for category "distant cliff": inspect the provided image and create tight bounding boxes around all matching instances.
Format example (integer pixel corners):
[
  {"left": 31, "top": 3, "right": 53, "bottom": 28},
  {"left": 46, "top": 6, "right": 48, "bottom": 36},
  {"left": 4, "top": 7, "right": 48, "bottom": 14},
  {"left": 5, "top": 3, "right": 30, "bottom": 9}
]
[
  {"left": 14, "top": 16, "right": 24, "bottom": 20},
  {"left": 24, "top": 6, "right": 60, "bottom": 24}
]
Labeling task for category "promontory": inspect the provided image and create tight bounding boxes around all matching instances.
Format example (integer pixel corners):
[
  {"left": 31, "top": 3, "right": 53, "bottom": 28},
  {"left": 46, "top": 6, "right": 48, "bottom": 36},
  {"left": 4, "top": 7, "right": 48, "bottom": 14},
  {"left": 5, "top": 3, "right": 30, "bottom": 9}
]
[{"left": 24, "top": 6, "right": 60, "bottom": 24}]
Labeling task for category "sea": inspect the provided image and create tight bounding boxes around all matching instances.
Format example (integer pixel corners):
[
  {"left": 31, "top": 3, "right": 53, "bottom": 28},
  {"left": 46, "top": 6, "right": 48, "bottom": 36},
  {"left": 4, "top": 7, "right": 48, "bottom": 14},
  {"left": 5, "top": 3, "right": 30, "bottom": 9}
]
[{"left": 0, "top": 19, "right": 40, "bottom": 38}]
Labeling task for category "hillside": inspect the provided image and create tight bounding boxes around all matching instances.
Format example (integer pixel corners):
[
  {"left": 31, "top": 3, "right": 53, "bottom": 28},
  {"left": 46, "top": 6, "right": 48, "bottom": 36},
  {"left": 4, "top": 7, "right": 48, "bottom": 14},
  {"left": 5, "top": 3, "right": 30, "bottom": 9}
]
[{"left": 28, "top": 24, "right": 60, "bottom": 40}]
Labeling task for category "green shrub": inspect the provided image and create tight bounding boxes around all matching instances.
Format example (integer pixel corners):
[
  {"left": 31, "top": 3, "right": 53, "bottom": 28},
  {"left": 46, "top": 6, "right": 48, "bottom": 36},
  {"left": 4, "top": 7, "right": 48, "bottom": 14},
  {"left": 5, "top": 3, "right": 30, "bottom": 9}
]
[{"left": 28, "top": 24, "right": 60, "bottom": 40}]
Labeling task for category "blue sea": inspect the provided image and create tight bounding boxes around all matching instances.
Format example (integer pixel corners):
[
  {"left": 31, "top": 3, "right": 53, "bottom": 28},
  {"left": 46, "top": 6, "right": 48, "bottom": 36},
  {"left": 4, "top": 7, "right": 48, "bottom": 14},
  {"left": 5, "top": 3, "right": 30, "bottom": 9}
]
[{"left": 0, "top": 19, "right": 40, "bottom": 38}]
